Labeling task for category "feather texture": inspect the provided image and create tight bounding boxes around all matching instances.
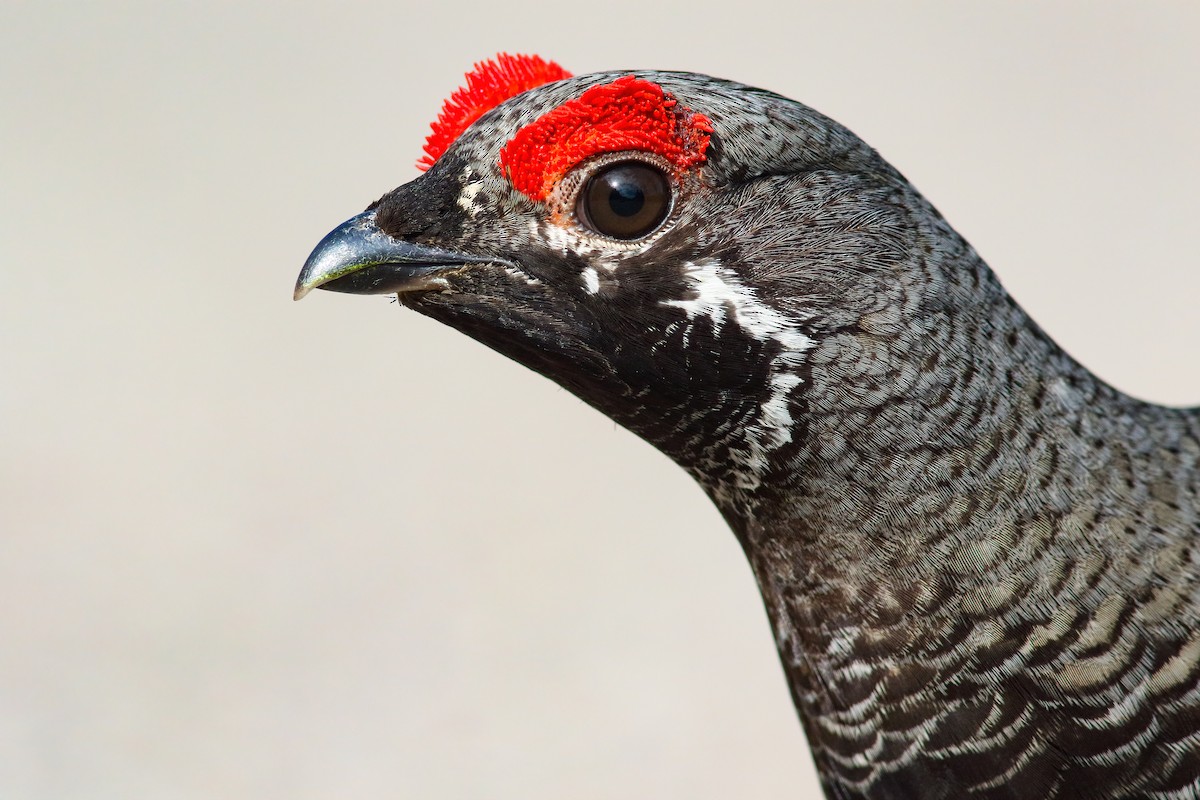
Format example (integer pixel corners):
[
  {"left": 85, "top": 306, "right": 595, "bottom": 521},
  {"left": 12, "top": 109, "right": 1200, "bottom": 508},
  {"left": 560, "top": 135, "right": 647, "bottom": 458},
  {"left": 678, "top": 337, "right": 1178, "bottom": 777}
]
[{"left": 300, "top": 63, "right": 1200, "bottom": 799}]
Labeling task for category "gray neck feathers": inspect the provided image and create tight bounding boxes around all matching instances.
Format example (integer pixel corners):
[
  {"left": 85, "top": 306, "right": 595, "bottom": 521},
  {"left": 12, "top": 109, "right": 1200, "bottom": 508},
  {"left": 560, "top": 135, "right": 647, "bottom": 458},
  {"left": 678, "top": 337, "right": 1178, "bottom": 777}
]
[{"left": 715, "top": 194, "right": 1200, "bottom": 795}]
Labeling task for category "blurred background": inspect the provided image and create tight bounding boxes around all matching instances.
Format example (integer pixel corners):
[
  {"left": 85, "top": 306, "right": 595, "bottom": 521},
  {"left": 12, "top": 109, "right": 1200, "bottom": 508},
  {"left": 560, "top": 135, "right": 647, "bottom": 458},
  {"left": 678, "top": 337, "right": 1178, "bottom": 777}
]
[{"left": 2, "top": 3, "right": 1198, "bottom": 798}]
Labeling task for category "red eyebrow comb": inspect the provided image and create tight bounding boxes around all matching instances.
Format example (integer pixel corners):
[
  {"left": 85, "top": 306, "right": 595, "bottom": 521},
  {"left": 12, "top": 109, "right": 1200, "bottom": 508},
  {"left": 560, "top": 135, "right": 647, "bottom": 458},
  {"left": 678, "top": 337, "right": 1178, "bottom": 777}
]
[
  {"left": 500, "top": 75, "right": 713, "bottom": 202},
  {"left": 418, "top": 53, "right": 572, "bottom": 171}
]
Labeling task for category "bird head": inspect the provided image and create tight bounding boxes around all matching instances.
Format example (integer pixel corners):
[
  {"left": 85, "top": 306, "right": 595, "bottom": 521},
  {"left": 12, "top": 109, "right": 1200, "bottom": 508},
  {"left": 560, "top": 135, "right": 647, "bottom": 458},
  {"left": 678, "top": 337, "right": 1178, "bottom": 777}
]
[{"left": 297, "top": 54, "right": 927, "bottom": 511}]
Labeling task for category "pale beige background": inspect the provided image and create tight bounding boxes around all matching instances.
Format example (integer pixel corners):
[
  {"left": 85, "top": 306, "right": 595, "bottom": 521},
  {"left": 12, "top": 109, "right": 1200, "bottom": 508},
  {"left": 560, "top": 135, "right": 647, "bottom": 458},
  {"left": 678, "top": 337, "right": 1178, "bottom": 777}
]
[{"left": 2, "top": 3, "right": 1198, "bottom": 798}]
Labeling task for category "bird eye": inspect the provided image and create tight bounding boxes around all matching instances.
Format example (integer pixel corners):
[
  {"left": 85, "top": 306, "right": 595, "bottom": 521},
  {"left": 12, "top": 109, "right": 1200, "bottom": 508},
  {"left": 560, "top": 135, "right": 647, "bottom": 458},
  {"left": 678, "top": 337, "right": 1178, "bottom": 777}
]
[{"left": 576, "top": 162, "right": 671, "bottom": 240}]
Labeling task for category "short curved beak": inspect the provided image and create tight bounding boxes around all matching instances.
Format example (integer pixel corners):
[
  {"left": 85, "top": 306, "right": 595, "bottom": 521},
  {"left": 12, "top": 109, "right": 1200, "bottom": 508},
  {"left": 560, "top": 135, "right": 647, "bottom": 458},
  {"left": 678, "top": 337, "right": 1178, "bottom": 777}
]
[{"left": 293, "top": 211, "right": 492, "bottom": 300}]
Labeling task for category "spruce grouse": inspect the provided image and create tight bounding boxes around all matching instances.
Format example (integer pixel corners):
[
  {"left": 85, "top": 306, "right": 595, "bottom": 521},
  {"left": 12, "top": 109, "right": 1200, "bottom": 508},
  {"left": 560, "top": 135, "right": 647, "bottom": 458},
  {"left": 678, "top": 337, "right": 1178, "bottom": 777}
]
[{"left": 295, "top": 55, "right": 1200, "bottom": 799}]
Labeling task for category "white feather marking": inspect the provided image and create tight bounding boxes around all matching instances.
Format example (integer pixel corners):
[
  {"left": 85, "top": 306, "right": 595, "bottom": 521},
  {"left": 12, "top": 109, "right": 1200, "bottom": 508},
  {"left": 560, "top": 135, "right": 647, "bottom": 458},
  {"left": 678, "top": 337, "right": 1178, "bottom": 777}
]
[
  {"left": 663, "top": 259, "right": 815, "bottom": 494},
  {"left": 457, "top": 180, "right": 485, "bottom": 217},
  {"left": 502, "top": 265, "right": 541, "bottom": 286},
  {"left": 582, "top": 266, "right": 600, "bottom": 295}
]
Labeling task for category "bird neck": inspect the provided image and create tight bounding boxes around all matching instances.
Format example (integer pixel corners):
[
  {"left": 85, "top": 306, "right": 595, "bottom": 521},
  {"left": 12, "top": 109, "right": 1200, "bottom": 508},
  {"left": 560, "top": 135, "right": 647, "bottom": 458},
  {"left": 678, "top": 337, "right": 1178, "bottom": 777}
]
[{"left": 696, "top": 235, "right": 1200, "bottom": 793}]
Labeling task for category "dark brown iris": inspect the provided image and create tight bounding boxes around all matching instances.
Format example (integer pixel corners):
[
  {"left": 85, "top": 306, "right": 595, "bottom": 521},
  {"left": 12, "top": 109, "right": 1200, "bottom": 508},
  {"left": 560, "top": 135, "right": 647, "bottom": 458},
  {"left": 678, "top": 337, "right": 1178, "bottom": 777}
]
[{"left": 576, "top": 162, "right": 670, "bottom": 240}]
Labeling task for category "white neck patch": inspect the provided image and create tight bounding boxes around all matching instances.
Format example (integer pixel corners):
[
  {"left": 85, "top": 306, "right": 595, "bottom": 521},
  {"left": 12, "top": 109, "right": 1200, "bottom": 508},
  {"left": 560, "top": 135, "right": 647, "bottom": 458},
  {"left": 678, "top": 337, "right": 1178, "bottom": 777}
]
[{"left": 663, "top": 259, "right": 815, "bottom": 496}]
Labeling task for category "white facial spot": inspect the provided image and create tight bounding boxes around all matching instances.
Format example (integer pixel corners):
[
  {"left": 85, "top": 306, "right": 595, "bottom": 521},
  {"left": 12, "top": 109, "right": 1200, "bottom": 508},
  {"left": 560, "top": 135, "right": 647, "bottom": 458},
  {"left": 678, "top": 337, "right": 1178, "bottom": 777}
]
[
  {"left": 457, "top": 180, "right": 485, "bottom": 217},
  {"left": 582, "top": 266, "right": 600, "bottom": 295},
  {"left": 503, "top": 265, "right": 541, "bottom": 286},
  {"left": 664, "top": 259, "right": 815, "bottom": 494},
  {"left": 533, "top": 219, "right": 623, "bottom": 271}
]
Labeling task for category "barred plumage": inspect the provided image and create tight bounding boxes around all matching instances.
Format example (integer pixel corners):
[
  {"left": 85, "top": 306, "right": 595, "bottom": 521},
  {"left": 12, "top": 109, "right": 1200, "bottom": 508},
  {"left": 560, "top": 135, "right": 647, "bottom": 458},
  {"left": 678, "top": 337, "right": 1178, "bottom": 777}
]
[{"left": 297, "top": 61, "right": 1200, "bottom": 798}]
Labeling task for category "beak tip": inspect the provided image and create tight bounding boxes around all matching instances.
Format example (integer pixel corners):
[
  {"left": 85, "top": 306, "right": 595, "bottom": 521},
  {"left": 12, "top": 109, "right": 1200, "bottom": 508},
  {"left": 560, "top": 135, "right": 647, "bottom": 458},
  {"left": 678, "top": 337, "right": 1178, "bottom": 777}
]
[{"left": 294, "top": 210, "right": 377, "bottom": 303}]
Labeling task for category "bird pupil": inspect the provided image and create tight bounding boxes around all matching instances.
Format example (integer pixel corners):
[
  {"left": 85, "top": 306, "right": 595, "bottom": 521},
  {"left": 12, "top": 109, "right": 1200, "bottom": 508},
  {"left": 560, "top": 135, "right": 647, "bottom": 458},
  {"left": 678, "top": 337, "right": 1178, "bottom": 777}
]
[
  {"left": 608, "top": 182, "right": 645, "bottom": 217},
  {"left": 577, "top": 161, "right": 670, "bottom": 240}
]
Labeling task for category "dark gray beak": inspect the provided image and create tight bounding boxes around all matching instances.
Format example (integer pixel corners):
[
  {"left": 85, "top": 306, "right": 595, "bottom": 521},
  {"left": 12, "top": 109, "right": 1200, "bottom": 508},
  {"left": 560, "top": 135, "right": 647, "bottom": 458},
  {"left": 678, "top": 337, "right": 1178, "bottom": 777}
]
[{"left": 294, "top": 211, "right": 493, "bottom": 300}]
